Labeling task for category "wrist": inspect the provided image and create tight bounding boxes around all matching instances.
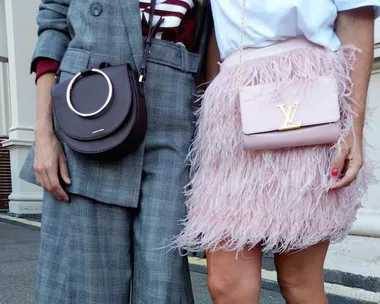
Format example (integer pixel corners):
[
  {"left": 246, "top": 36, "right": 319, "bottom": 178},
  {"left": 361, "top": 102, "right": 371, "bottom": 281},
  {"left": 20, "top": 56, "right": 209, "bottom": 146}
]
[
  {"left": 353, "top": 116, "right": 365, "bottom": 136},
  {"left": 35, "top": 123, "right": 54, "bottom": 138}
]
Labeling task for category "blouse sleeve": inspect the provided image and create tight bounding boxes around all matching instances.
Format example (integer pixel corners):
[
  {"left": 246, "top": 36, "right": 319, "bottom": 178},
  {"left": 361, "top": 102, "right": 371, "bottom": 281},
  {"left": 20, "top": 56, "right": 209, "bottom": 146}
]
[
  {"left": 333, "top": 0, "right": 380, "bottom": 18},
  {"left": 34, "top": 58, "right": 60, "bottom": 83}
]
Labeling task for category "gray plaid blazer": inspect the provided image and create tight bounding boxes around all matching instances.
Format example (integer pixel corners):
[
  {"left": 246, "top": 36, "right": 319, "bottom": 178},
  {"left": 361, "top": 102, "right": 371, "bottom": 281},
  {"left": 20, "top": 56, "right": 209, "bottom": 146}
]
[{"left": 20, "top": 0, "right": 210, "bottom": 207}]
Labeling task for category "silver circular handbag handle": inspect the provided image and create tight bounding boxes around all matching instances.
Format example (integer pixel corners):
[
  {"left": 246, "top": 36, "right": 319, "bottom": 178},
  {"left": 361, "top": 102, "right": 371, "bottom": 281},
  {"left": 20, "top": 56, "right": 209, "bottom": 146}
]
[{"left": 66, "top": 69, "right": 113, "bottom": 118}]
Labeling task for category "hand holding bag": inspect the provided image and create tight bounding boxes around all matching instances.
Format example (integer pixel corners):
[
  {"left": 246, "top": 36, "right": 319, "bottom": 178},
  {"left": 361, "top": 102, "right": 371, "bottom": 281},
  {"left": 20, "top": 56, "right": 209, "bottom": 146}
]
[
  {"left": 237, "top": 0, "right": 341, "bottom": 150},
  {"left": 51, "top": 0, "right": 163, "bottom": 160}
]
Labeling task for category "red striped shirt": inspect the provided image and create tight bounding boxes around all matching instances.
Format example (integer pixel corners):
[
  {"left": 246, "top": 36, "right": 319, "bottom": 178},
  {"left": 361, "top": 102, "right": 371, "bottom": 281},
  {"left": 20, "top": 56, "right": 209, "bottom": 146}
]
[{"left": 140, "top": 0, "right": 197, "bottom": 49}]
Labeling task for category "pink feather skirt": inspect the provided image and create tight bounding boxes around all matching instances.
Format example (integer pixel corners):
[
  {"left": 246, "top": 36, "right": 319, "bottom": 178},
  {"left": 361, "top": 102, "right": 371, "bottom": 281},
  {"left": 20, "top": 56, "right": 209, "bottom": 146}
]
[{"left": 174, "top": 37, "right": 374, "bottom": 254}]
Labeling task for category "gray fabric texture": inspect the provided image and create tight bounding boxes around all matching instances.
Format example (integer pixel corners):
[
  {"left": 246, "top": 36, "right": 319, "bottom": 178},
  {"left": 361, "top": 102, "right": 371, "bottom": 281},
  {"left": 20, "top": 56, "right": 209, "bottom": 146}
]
[
  {"left": 19, "top": 1, "right": 211, "bottom": 303},
  {"left": 35, "top": 192, "right": 194, "bottom": 304},
  {"left": 20, "top": 0, "right": 210, "bottom": 207}
]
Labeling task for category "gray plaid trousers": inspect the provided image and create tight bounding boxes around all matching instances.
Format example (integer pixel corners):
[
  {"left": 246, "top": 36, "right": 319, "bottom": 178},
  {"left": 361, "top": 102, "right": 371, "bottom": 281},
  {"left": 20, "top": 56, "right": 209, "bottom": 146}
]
[{"left": 19, "top": 0, "right": 211, "bottom": 303}]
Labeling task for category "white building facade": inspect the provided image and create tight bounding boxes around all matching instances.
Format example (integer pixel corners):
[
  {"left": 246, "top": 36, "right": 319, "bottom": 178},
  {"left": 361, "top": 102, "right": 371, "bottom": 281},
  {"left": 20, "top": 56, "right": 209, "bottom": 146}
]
[
  {"left": 0, "top": 0, "right": 42, "bottom": 214},
  {"left": 0, "top": 0, "right": 379, "bottom": 237}
]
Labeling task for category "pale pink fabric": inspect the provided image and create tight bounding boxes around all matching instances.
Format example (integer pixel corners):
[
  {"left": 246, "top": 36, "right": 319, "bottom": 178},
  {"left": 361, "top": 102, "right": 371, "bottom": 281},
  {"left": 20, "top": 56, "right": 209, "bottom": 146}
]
[{"left": 173, "top": 38, "right": 375, "bottom": 253}]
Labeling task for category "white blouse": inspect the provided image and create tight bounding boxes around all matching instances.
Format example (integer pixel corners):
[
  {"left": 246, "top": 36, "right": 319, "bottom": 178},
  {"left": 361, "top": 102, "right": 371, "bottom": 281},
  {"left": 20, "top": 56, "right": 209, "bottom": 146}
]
[{"left": 210, "top": 0, "right": 380, "bottom": 60}]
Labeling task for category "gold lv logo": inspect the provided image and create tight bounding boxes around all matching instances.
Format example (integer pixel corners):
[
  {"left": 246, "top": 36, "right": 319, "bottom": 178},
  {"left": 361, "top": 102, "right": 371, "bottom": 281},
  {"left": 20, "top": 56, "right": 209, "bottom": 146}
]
[{"left": 277, "top": 102, "right": 302, "bottom": 131}]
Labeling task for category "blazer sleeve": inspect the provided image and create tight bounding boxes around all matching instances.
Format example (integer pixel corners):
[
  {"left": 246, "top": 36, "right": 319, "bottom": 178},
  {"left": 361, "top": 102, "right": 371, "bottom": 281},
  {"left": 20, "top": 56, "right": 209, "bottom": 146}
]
[{"left": 30, "top": 0, "right": 71, "bottom": 73}]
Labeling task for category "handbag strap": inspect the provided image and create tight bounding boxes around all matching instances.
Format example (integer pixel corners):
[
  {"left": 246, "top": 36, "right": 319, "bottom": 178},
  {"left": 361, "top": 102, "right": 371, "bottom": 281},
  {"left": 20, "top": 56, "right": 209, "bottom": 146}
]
[
  {"left": 139, "top": 0, "right": 165, "bottom": 83},
  {"left": 238, "top": 0, "right": 247, "bottom": 92}
]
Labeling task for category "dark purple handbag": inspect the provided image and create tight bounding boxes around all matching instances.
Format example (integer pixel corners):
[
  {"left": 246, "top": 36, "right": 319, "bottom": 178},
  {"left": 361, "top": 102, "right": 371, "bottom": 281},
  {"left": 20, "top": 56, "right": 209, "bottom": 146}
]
[{"left": 51, "top": 0, "right": 163, "bottom": 160}]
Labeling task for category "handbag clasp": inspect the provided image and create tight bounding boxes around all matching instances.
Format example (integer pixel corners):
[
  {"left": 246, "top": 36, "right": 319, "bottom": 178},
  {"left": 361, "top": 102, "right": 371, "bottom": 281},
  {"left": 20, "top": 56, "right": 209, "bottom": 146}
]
[{"left": 277, "top": 102, "right": 303, "bottom": 131}]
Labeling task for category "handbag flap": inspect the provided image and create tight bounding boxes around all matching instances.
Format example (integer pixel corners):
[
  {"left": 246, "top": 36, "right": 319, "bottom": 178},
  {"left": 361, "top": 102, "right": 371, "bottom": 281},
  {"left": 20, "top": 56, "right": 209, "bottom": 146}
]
[
  {"left": 52, "top": 64, "right": 133, "bottom": 141},
  {"left": 239, "top": 76, "right": 340, "bottom": 135}
]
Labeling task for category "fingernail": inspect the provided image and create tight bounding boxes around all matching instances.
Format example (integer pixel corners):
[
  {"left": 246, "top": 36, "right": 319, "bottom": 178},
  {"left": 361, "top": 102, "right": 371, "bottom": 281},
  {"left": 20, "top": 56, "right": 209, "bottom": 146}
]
[{"left": 332, "top": 168, "right": 339, "bottom": 177}]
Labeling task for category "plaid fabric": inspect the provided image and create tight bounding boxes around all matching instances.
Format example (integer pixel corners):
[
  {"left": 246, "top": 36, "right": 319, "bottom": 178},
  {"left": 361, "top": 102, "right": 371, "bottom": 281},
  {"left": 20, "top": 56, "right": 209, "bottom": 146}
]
[
  {"left": 35, "top": 192, "right": 194, "bottom": 303},
  {"left": 20, "top": 0, "right": 210, "bottom": 208},
  {"left": 20, "top": 1, "right": 211, "bottom": 302}
]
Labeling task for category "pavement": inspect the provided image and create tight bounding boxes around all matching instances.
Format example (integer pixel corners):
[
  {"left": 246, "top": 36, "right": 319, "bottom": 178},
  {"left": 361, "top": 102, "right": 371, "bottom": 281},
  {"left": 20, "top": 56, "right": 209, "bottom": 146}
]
[
  {"left": 2, "top": 215, "right": 380, "bottom": 304},
  {"left": 0, "top": 218, "right": 284, "bottom": 304}
]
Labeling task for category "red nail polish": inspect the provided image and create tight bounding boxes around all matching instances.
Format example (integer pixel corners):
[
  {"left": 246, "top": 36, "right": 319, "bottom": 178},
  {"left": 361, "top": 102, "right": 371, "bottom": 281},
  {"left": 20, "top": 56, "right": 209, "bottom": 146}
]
[{"left": 332, "top": 168, "right": 339, "bottom": 176}]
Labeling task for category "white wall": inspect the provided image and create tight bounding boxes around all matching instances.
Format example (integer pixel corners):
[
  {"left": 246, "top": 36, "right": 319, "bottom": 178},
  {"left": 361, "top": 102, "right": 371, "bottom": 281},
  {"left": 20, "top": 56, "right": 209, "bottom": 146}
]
[
  {"left": 2, "top": 0, "right": 43, "bottom": 215},
  {"left": 0, "top": 62, "right": 10, "bottom": 137},
  {"left": 375, "top": 19, "right": 380, "bottom": 44},
  {"left": 0, "top": 0, "right": 8, "bottom": 57},
  {"left": 5, "top": 0, "right": 39, "bottom": 136},
  {"left": 352, "top": 71, "right": 380, "bottom": 237},
  {"left": 366, "top": 18, "right": 380, "bottom": 209},
  {"left": 375, "top": 21, "right": 380, "bottom": 59},
  {"left": 365, "top": 72, "right": 380, "bottom": 209},
  {"left": 0, "top": 0, "right": 10, "bottom": 137},
  {"left": 368, "top": 19, "right": 379, "bottom": 210},
  {"left": 350, "top": 20, "right": 380, "bottom": 237}
]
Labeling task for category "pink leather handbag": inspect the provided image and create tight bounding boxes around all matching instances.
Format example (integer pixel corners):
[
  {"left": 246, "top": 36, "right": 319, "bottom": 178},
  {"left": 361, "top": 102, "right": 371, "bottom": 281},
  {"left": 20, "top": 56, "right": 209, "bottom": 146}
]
[
  {"left": 237, "top": 0, "right": 341, "bottom": 150},
  {"left": 239, "top": 76, "right": 341, "bottom": 150}
]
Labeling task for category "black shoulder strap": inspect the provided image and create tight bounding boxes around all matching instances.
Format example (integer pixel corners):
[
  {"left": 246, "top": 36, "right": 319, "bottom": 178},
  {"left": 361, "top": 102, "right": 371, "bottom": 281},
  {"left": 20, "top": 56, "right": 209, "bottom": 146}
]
[
  {"left": 193, "top": 1, "right": 212, "bottom": 55},
  {"left": 138, "top": 0, "right": 164, "bottom": 83},
  {"left": 193, "top": 1, "right": 212, "bottom": 80}
]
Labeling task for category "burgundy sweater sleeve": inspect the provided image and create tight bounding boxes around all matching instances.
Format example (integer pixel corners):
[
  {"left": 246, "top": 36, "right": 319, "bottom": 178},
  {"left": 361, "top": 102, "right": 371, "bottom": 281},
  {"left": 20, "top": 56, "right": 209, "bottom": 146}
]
[{"left": 34, "top": 58, "right": 60, "bottom": 83}]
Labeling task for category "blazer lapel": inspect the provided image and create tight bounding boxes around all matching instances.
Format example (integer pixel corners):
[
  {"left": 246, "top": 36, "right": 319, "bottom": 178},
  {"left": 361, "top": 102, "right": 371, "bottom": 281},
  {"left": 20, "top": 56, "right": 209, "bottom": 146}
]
[{"left": 119, "top": 0, "right": 143, "bottom": 69}]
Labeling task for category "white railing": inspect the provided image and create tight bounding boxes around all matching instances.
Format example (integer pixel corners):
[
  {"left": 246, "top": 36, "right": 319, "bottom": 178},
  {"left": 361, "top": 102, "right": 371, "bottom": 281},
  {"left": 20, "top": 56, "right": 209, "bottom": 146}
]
[{"left": 0, "top": 56, "right": 11, "bottom": 137}]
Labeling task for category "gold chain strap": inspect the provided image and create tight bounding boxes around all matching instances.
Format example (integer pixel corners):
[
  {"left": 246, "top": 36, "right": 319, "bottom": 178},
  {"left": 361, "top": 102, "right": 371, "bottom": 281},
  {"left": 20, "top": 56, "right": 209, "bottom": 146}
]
[{"left": 238, "top": 0, "right": 247, "bottom": 92}]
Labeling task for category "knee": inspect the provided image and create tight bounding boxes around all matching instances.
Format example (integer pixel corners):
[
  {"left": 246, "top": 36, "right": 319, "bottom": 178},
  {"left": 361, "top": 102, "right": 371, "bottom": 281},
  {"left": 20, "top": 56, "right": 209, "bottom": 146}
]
[
  {"left": 207, "top": 275, "right": 230, "bottom": 299},
  {"left": 207, "top": 274, "right": 260, "bottom": 304},
  {"left": 277, "top": 275, "right": 325, "bottom": 304},
  {"left": 278, "top": 275, "right": 302, "bottom": 302}
]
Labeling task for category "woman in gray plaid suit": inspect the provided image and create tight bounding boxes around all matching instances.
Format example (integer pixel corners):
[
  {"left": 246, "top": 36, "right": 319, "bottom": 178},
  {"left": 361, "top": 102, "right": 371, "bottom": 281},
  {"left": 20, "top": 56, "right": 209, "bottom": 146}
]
[{"left": 19, "top": 1, "right": 210, "bottom": 303}]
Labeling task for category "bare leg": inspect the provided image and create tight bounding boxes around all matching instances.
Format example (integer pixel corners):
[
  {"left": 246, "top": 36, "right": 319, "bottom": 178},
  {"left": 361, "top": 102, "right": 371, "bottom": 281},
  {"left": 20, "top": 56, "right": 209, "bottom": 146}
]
[
  {"left": 206, "top": 244, "right": 263, "bottom": 304},
  {"left": 275, "top": 242, "right": 329, "bottom": 304}
]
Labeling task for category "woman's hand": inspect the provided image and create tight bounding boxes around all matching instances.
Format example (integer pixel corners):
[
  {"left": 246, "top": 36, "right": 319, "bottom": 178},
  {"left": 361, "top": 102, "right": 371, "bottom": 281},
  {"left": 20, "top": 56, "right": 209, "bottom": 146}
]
[
  {"left": 34, "top": 131, "right": 71, "bottom": 202},
  {"left": 33, "top": 72, "right": 71, "bottom": 202},
  {"left": 330, "top": 133, "right": 363, "bottom": 190}
]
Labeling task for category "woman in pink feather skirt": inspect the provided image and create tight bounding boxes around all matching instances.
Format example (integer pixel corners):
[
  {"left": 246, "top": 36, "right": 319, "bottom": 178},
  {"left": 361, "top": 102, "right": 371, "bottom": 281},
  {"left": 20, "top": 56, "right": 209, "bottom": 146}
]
[{"left": 175, "top": 1, "right": 380, "bottom": 303}]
